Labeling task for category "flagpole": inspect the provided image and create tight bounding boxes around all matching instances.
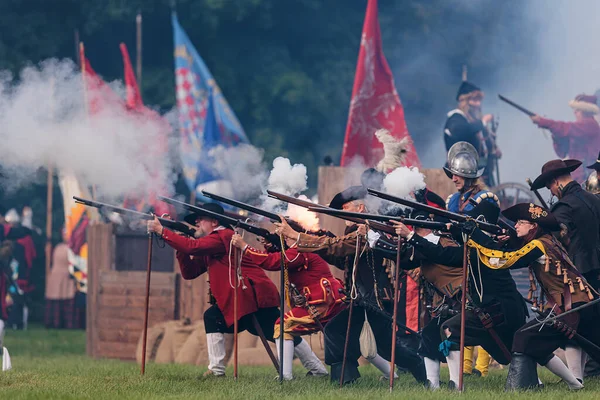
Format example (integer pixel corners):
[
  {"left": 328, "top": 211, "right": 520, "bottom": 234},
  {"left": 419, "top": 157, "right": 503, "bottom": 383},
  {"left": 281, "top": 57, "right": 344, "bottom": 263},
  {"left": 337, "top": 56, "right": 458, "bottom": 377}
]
[
  {"left": 136, "top": 11, "right": 143, "bottom": 95},
  {"left": 79, "top": 42, "right": 97, "bottom": 200}
]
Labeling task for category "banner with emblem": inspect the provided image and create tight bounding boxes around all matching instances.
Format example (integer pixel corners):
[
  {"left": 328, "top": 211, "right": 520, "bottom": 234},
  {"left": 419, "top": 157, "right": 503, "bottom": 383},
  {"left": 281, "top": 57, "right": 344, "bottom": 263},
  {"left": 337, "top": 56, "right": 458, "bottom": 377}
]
[
  {"left": 340, "top": 0, "right": 420, "bottom": 168},
  {"left": 172, "top": 13, "right": 249, "bottom": 195}
]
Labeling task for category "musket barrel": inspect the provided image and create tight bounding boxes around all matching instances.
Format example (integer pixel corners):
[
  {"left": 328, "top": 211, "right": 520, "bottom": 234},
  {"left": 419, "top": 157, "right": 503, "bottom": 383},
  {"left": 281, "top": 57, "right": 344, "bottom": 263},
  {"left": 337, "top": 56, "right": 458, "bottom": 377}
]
[{"left": 202, "top": 190, "right": 282, "bottom": 222}]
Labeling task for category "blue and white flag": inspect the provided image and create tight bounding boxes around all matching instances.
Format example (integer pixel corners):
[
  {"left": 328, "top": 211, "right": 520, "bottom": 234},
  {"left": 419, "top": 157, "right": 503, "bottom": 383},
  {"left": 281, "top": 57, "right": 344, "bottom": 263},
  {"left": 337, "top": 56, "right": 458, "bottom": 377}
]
[{"left": 172, "top": 13, "right": 248, "bottom": 195}]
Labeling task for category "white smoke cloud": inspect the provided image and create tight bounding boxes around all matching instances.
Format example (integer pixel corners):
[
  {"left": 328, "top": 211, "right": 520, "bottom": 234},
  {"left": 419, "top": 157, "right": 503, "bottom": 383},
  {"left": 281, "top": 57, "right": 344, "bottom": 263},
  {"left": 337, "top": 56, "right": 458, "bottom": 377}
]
[
  {"left": 383, "top": 166, "right": 426, "bottom": 198},
  {"left": 0, "top": 59, "right": 175, "bottom": 200},
  {"left": 286, "top": 195, "right": 320, "bottom": 231},
  {"left": 261, "top": 156, "right": 308, "bottom": 212},
  {"left": 197, "top": 143, "right": 268, "bottom": 201}
]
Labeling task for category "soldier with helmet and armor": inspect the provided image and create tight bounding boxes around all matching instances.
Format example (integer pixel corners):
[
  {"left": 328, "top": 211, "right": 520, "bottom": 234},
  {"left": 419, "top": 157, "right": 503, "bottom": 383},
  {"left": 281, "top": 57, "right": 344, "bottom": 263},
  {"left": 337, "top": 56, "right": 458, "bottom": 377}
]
[{"left": 443, "top": 141, "right": 500, "bottom": 378}]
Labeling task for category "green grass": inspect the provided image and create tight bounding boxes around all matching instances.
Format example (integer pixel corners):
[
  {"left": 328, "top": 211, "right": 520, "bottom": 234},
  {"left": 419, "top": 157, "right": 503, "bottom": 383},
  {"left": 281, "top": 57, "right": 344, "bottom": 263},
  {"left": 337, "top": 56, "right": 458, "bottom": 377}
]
[{"left": 0, "top": 325, "right": 598, "bottom": 399}]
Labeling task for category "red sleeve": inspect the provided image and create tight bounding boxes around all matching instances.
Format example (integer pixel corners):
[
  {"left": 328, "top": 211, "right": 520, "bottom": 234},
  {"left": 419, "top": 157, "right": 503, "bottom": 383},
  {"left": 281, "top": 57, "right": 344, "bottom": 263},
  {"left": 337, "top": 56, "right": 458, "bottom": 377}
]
[
  {"left": 162, "top": 229, "right": 226, "bottom": 256},
  {"left": 536, "top": 117, "right": 596, "bottom": 139},
  {"left": 243, "top": 247, "right": 305, "bottom": 271},
  {"left": 176, "top": 251, "right": 208, "bottom": 280}
]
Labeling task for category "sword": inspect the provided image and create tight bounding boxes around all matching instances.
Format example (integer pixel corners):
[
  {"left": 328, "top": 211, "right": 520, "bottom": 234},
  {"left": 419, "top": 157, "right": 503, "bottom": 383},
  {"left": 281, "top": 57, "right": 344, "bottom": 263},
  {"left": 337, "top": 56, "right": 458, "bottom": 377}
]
[{"left": 521, "top": 297, "right": 600, "bottom": 332}]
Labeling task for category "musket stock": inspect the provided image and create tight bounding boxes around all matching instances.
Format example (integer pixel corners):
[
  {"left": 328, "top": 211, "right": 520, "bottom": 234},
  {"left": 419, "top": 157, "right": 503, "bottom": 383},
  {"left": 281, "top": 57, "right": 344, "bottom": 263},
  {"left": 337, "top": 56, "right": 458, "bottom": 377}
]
[{"left": 526, "top": 178, "right": 550, "bottom": 209}]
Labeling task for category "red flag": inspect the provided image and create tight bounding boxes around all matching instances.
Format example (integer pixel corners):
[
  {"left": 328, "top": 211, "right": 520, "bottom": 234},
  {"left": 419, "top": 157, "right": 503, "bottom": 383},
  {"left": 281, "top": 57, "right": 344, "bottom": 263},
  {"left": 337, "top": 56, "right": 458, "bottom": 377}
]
[
  {"left": 80, "top": 42, "right": 124, "bottom": 114},
  {"left": 119, "top": 43, "right": 144, "bottom": 111},
  {"left": 340, "top": 0, "right": 420, "bottom": 168},
  {"left": 118, "top": 44, "right": 173, "bottom": 217}
]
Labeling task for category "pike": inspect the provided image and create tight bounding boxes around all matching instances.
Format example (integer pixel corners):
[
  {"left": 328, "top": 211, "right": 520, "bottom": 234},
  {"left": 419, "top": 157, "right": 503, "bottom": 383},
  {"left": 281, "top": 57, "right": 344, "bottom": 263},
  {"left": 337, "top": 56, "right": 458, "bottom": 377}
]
[
  {"left": 73, "top": 196, "right": 161, "bottom": 375},
  {"left": 367, "top": 188, "right": 506, "bottom": 235},
  {"left": 526, "top": 178, "right": 550, "bottom": 209},
  {"left": 73, "top": 196, "right": 197, "bottom": 237},
  {"left": 498, "top": 94, "right": 537, "bottom": 117},
  {"left": 156, "top": 195, "right": 281, "bottom": 373}
]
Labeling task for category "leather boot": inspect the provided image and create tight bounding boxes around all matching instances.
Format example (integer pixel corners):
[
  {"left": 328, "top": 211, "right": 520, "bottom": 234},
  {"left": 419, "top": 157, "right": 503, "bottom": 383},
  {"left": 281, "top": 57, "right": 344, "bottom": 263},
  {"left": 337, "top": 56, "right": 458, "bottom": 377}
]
[
  {"left": 330, "top": 360, "right": 360, "bottom": 385},
  {"left": 505, "top": 353, "right": 539, "bottom": 391}
]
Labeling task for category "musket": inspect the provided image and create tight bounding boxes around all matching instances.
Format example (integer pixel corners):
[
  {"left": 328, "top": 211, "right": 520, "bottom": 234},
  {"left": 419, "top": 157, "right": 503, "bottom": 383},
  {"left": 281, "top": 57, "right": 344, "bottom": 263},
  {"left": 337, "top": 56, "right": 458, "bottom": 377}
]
[
  {"left": 526, "top": 178, "right": 550, "bottom": 209},
  {"left": 367, "top": 189, "right": 505, "bottom": 236},
  {"left": 73, "top": 196, "right": 197, "bottom": 237},
  {"left": 157, "top": 196, "right": 277, "bottom": 241},
  {"left": 498, "top": 95, "right": 537, "bottom": 117},
  {"left": 307, "top": 207, "right": 451, "bottom": 232},
  {"left": 267, "top": 190, "right": 388, "bottom": 227},
  {"left": 466, "top": 198, "right": 517, "bottom": 236},
  {"left": 521, "top": 297, "right": 600, "bottom": 332},
  {"left": 202, "top": 190, "right": 281, "bottom": 222}
]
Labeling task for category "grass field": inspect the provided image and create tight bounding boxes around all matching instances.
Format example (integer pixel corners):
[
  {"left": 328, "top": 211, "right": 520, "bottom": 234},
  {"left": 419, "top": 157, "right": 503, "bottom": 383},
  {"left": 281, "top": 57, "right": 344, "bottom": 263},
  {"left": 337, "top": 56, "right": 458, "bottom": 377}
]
[{"left": 0, "top": 326, "right": 598, "bottom": 399}]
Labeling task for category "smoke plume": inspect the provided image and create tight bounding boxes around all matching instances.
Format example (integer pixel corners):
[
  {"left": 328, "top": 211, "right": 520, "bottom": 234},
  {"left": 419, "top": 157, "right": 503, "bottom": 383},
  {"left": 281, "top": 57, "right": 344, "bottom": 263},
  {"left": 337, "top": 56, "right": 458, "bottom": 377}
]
[{"left": 0, "top": 59, "right": 174, "bottom": 200}]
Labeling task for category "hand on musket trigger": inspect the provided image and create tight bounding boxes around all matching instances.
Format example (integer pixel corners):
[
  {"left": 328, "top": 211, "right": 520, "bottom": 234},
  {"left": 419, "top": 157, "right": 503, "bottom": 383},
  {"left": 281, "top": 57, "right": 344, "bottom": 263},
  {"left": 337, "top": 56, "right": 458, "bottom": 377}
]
[
  {"left": 390, "top": 220, "right": 411, "bottom": 238},
  {"left": 231, "top": 233, "right": 248, "bottom": 250},
  {"left": 273, "top": 215, "right": 297, "bottom": 239},
  {"left": 146, "top": 216, "right": 164, "bottom": 236}
]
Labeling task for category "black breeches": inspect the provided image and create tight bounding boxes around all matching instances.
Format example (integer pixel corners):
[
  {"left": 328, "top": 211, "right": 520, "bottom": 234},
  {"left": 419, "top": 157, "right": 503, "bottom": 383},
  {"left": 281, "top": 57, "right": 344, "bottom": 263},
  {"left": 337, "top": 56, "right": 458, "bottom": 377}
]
[
  {"left": 323, "top": 305, "right": 422, "bottom": 369},
  {"left": 419, "top": 316, "right": 450, "bottom": 361},
  {"left": 441, "top": 309, "right": 519, "bottom": 365},
  {"left": 203, "top": 305, "right": 280, "bottom": 343}
]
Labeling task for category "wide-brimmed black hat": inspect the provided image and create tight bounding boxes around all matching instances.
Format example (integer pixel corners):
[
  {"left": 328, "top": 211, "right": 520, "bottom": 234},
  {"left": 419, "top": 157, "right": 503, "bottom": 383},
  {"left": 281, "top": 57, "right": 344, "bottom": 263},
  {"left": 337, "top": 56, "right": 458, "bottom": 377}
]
[
  {"left": 467, "top": 200, "right": 500, "bottom": 224},
  {"left": 530, "top": 159, "right": 582, "bottom": 190},
  {"left": 456, "top": 81, "right": 483, "bottom": 101},
  {"left": 183, "top": 202, "right": 232, "bottom": 229},
  {"left": 502, "top": 203, "right": 560, "bottom": 232},
  {"left": 329, "top": 186, "right": 367, "bottom": 210},
  {"left": 587, "top": 151, "right": 600, "bottom": 170}
]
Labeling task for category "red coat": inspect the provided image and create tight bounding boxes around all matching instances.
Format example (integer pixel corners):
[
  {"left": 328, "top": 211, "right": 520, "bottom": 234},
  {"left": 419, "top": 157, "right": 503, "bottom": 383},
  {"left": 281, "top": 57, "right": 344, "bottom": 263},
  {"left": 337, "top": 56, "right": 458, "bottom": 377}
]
[
  {"left": 243, "top": 247, "right": 345, "bottom": 305},
  {"left": 163, "top": 228, "right": 280, "bottom": 326},
  {"left": 535, "top": 116, "right": 600, "bottom": 182}
]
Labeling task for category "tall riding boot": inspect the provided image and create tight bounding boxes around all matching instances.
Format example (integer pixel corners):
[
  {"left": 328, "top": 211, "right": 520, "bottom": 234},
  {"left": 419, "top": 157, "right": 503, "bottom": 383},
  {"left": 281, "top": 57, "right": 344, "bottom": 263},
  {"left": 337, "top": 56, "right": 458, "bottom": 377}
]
[
  {"left": 275, "top": 338, "right": 295, "bottom": 380},
  {"left": 505, "top": 353, "right": 539, "bottom": 391},
  {"left": 330, "top": 360, "right": 360, "bottom": 385},
  {"left": 544, "top": 355, "right": 583, "bottom": 390},
  {"left": 294, "top": 338, "right": 328, "bottom": 377},
  {"left": 205, "top": 332, "right": 227, "bottom": 376}
]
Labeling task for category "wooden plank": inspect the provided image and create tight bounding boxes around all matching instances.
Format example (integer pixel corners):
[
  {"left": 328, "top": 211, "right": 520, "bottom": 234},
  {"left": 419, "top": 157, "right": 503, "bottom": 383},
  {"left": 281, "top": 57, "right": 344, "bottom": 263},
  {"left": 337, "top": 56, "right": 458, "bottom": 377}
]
[
  {"left": 96, "top": 316, "right": 167, "bottom": 332},
  {"left": 99, "top": 285, "right": 173, "bottom": 297},
  {"left": 99, "top": 270, "right": 174, "bottom": 286},
  {"left": 94, "top": 341, "right": 137, "bottom": 360},
  {"left": 98, "top": 294, "right": 174, "bottom": 309},
  {"left": 97, "top": 306, "right": 173, "bottom": 321},
  {"left": 97, "top": 328, "right": 141, "bottom": 343}
]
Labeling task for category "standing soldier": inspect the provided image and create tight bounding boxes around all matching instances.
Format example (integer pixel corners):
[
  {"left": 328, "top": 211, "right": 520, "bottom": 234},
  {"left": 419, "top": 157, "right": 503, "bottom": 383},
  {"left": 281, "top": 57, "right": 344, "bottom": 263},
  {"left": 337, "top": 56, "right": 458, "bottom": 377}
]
[
  {"left": 531, "top": 94, "right": 600, "bottom": 183},
  {"left": 444, "top": 82, "right": 501, "bottom": 187}
]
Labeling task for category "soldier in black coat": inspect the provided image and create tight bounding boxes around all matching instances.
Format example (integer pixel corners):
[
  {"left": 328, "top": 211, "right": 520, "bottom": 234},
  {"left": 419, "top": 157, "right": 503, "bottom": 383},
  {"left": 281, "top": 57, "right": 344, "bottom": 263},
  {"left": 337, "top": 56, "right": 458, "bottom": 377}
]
[
  {"left": 443, "top": 81, "right": 501, "bottom": 187},
  {"left": 531, "top": 159, "right": 600, "bottom": 290}
]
